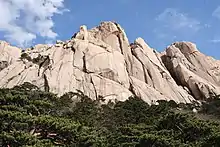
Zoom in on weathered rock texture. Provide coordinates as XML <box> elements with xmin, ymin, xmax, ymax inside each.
<box><xmin>0</xmin><ymin>21</ymin><xmax>219</xmax><ymax>104</ymax></box>
<box><xmin>0</xmin><ymin>41</ymin><xmax>21</xmax><ymax>71</ymax></box>
<box><xmin>162</xmin><ymin>42</ymin><xmax>220</xmax><ymax>100</ymax></box>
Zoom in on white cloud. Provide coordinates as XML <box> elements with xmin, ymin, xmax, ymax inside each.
<box><xmin>210</xmin><ymin>39</ymin><xmax>220</xmax><ymax>43</ymax></box>
<box><xmin>212</xmin><ymin>6</ymin><xmax>220</xmax><ymax>19</ymax></box>
<box><xmin>0</xmin><ymin>0</ymin><xmax>68</xmax><ymax>47</ymax></box>
<box><xmin>155</xmin><ymin>8</ymin><xmax>201</xmax><ymax>32</ymax></box>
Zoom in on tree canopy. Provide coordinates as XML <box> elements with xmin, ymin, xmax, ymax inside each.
<box><xmin>1</xmin><ymin>83</ymin><xmax>220</xmax><ymax>146</ymax></box>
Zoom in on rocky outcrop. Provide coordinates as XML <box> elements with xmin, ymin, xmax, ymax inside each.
<box><xmin>162</xmin><ymin>42</ymin><xmax>220</xmax><ymax>100</ymax></box>
<box><xmin>0</xmin><ymin>41</ymin><xmax>21</xmax><ymax>71</ymax></box>
<box><xmin>130</xmin><ymin>38</ymin><xmax>194</xmax><ymax>103</ymax></box>
<box><xmin>0</xmin><ymin>21</ymin><xmax>219</xmax><ymax>104</ymax></box>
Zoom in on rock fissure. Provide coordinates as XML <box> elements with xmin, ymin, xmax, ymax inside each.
<box><xmin>128</xmin><ymin>80</ymin><xmax>137</xmax><ymax>96</ymax></box>
<box><xmin>43</xmin><ymin>74</ymin><xmax>50</xmax><ymax>92</ymax></box>
<box><xmin>116</xmin><ymin>33</ymin><xmax>124</xmax><ymax>55</ymax></box>
<box><xmin>90</xmin><ymin>77</ymin><xmax>98</xmax><ymax>100</ymax></box>
<box><xmin>82</xmin><ymin>52</ymin><xmax>87</xmax><ymax>73</ymax></box>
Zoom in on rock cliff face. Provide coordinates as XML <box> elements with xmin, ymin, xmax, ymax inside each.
<box><xmin>0</xmin><ymin>21</ymin><xmax>219</xmax><ymax>104</ymax></box>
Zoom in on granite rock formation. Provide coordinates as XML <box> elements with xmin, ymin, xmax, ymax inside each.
<box><xmin>0</xmin><ymin>21</ymin><xmax>219</xmax><ymax>104</ymax></box>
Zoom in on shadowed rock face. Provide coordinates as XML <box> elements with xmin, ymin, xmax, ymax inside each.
<box><xmin>0</xmin><ymin>21</ymin><xmax>219</xmax><ymax>104</ymax></box>
<box><xmin>0</xmin><ymin>61</ymin><xmax>8</xmax><ymax>71</ymax></box>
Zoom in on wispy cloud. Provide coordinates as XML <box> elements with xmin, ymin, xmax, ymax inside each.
<box><xmin>0</xmin><ymin>0</ymin><xmax>69</xmax><ymax>47</ymax></box>
<box><xmin>155</xmin><ymin>8</ymin><xmax>201</xmax><ymax>32</ymax></box>
<box><xmin>153</xmin><ymin>29</ymin><xmax>177</xmax><ymax>40</ymax></box>
<box><xmin>212</xmin><ymin>6</ymin><xmax>220</xmax><ymax>19</ymax></box>
<box><xmin>209</xmin><ymin>39</ymin><xmax>220</xmax><ymax>43</ymax></box>
<box><xmin>210</xmin><ymin>7</ymin><xmax>220</xmax><ymax>44</ymax></box>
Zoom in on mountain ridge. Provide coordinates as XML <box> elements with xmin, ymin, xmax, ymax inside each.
<box><xmin>0</xmin><ymin>21</ymin><xmax>219</xmax><ymax>104</ymax></box>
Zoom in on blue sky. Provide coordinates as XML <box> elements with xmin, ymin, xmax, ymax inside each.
<box><xmin>0</xmin><ymin>0</ymin><xmax>220</xmax><ymax>59</ymax></box>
